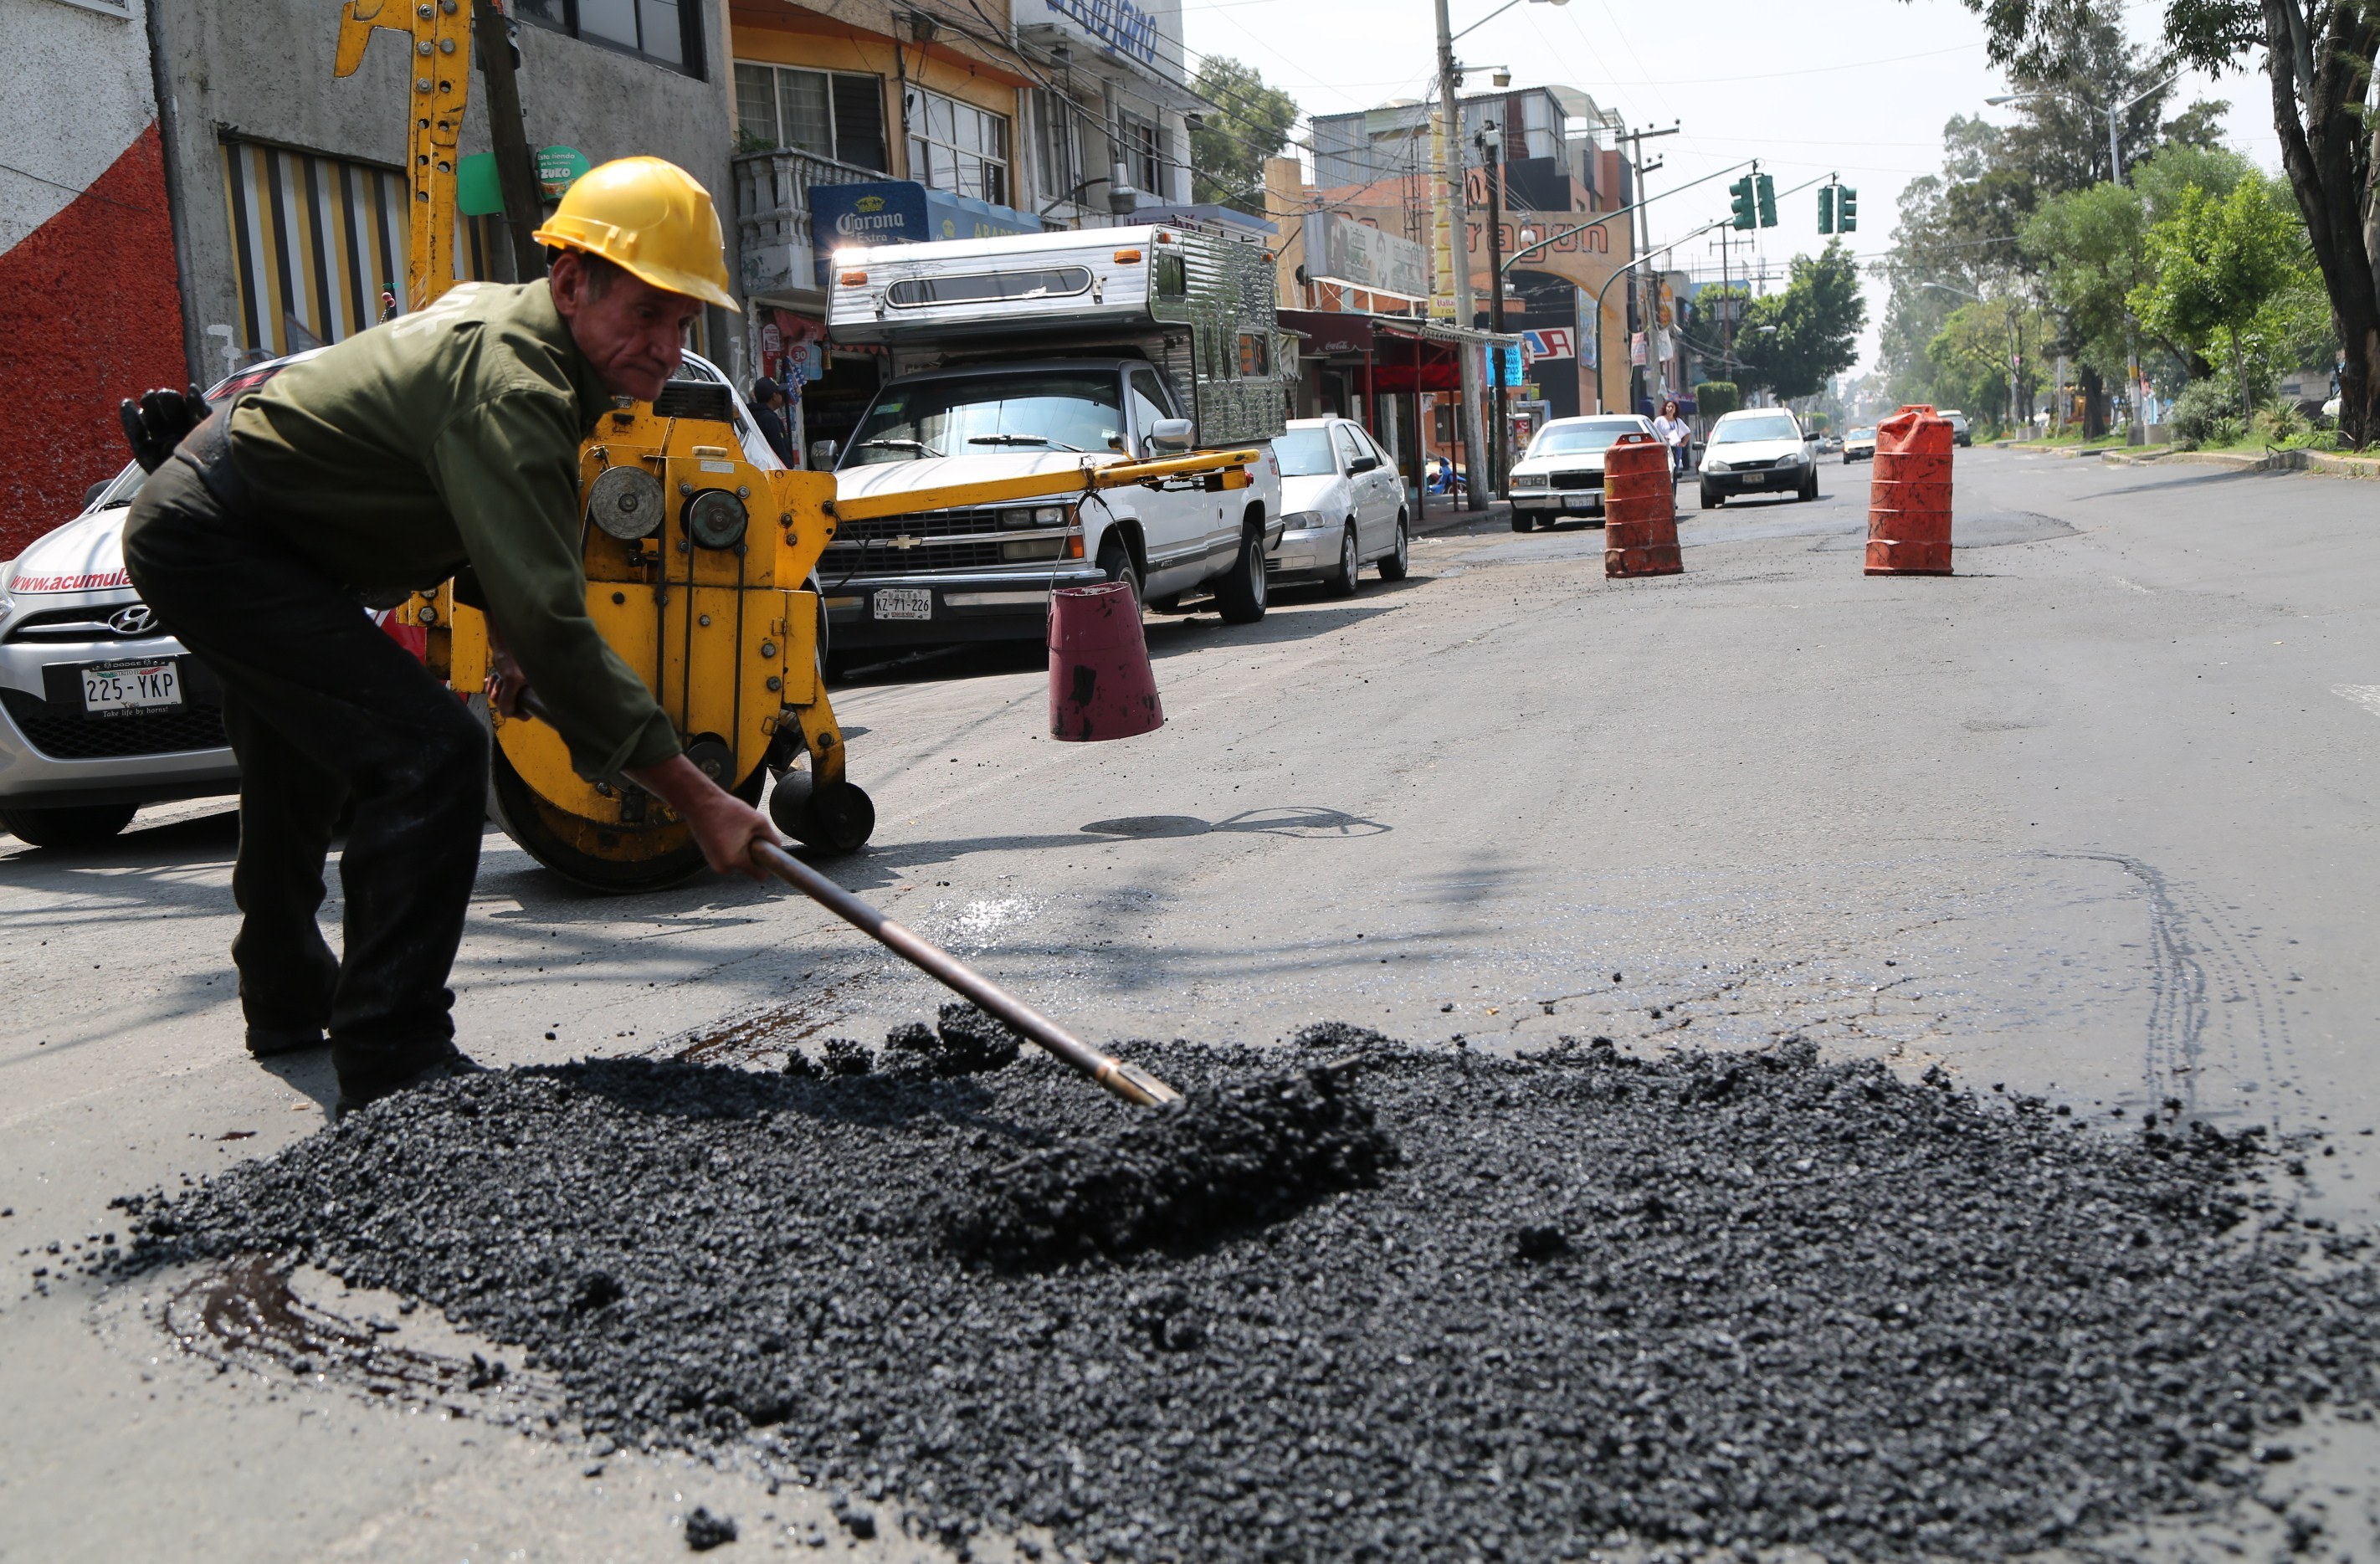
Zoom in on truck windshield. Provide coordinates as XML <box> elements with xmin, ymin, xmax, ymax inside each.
<box><xmin>1274</xmin><ymin>428</ymin><xmax>1337</xmax><ymax>477</ymax></box>
<box><xmin>843</xmin><ymin>372</ymin><xmax>1123</xmax><ymax>466</ymax></box>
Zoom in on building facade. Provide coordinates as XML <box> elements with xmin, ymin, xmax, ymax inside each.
<box><xmin>3</xmin><ymin>0</ymin><xmax>189</xmax><ymax>556</ymax></box>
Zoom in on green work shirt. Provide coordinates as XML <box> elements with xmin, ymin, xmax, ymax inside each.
<box><xmin>226</xmin><ymin>280</ymin><xmax>680</xmax><ymax>776</ymax></box>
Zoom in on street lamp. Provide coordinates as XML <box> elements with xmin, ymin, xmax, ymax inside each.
<box><xmin>1988</xmin><ymin>74</ymin><xmax>2177</xmax><ymax>442</ymax></box>
<box><xmin>1985</xmin><ymin>70</ymin><xmax>2178</xmax><ymax>187</ymax></box>
<box><xmin>1588</xmin><ymin>219</ymin><xmax>1723</xmax><ymax>413</ymax></box>
<box><xmin>1434</xmin><ymin>0</ymin><xmax>1566</xmax><ymax>505</ymax></box>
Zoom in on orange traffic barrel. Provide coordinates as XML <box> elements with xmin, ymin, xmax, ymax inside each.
<box><xmin>1866</xmin><ymin>405</ymin><xmax>1954</xmax><ymax>576</ymax></box>
<box><xmin>1048</xmin><ymin>581</ymin><xmax>1163</xmax><ymax>741</ymax></box>
<box><xmin>1603</xmin><ymin>430</ymin><xmax>1682</xmax><ymax>578</ymax></box>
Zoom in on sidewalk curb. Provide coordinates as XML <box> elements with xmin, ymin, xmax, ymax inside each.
<box><xmin>2098</xmin><ymin>448</ymin><xmax>2380</xmax><ymax>479</ymax></box>
<box><xmin>1411</xmin><ymin>500</ymin><xmax>1510</xmax><ymax>538</ymax></box>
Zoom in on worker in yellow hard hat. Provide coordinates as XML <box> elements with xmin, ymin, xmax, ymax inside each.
<box><xmin>117</xmin><ymin>156</ymin><xmax>778</xmax><ymax>1116</ymax></box>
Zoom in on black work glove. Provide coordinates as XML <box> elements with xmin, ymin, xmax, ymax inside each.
<box><xmin>118</xmin><ymin>385</ymin><xmax>208</xmax><ymax>473</ymax></box>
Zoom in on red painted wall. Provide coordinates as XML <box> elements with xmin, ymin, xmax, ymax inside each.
<box><xmin>0</xmin><ymin>124</ymin><xmax>187</xmax><ymax>560</ymax></box>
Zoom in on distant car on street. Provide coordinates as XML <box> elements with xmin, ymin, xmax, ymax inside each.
<box><xmin>1267</xmin><ymin>418</ymin><xmax>1410</xmax><ymax>595</ymax></box>
<box><xmin>0</xmin><ymin>347</ymin><xmax>776</xmax><ymax>849</ymax></box>
<box><xmin>1940</xmin><ymin>408</ymin><xmax>1973</xmax><ymax>447</ymax></box>
<box><xmin>1697</xmin><ymin>408</ymin><xmax>1817</xmax><ymax>508</ymax></box>
<box><xmin>1843</xmin><ymin>426</ymin><xmax>1877</xmax><ymax>462</ymax></box>
<box><xmin>1503</xmin><ymin>413</ymin><xmax>1657</xmax><ymax>532</ymax></box>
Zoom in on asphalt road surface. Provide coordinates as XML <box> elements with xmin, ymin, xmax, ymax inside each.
<box><xmin>5</xmin><ymin>448</ymin><xmax>2377</xmax><ymax>1559</ymax></box>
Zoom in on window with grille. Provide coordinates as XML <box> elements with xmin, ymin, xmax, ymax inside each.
<box><xmin>904</xmin><ymin>85</ymin><xmax>1009</xmax><ymax>206</ymax></box>
<box><xmin>735</xmin><ymin>63</ymin><xmax>888</xmax><ymax>170</ymax></box>
<box><xmin>514</xmin><ymin>0</ymin><xmax>700</xmax><ymax>74</ymax></box>
<box><xmin>1119</xmin><ymin>110</ymin><xmax>1164</xmax><ymax>199</ymax></box>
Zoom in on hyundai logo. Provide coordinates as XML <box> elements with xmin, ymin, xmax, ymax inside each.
<box><xmin>108</xmin><ymin>603</ymin><xmax>158</xmax><ymax>636</ymax></box>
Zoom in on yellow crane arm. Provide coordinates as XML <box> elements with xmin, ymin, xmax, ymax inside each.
<box><xmin>824</xmin><ymin>448</ymin><xmax>1265</xmax><ymax>526</ymax></box>
<box><xmin>335</xmin><ymin>0</ymin><xmax>471</xmax><ymax>310</ymax></box>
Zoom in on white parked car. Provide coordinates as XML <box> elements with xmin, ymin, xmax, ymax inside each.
<box><xmin>1266</xmin><ymin>418</ymin><xmax>1409</xmax><ymax>595</ymax></box>
<box><xmin>1697</xmin><ymin>408</ymin><xmax>1818</xmax><ymax>508</ymax></box>
<box><xmin>0</xmin><ymin>348</ymin><xmax>776</xmax><ymax>849</ymax></box>
<box><xmin>1503</xmin><ymin>413</ymin><xmax>1657</xmax><ymax>532</ymax></box>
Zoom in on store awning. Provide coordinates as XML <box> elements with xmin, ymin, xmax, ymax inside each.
<box><xmin>1279</xmin><ymin>310</ymin><xmax>1521</xmax><ymax>395</ymax></box>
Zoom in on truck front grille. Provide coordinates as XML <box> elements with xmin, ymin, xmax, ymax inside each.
<box><xmin>1547</xmin><ymin>470</ymin><xmax>1602</xmax><ymax>490</ymax></box>
<box><xmin>823</xmin><ymin>505</ymin><xmax>1054</xmax><ymax>577</ymax></box>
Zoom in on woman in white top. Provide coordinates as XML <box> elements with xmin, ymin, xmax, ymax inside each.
<box><xmin>1652</xmin><ymin>397</ymin><xmax>1690</xmax><ymax>478</ymax></box>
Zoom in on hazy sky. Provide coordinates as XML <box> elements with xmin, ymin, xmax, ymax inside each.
<box><xmin>1182</xmin><ymin>0</ymin><xmax>2282</xmax><ymax>370</ymax></box>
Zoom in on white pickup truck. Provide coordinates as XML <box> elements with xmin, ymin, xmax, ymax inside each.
<box><xmin>821</xmin><ymin>223</ymin><xmax>1286</xmax><ymax>650</ymax></box>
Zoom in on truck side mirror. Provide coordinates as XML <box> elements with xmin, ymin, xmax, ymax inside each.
<box><xmin>1146</xmin><ymin>418</ymin><xmax>1194</xmax><ymax>453</ymax></box>
<box><xmin>808</xmin><ymin>438</ymin><xmax>838</xmax><ymax>469</ymax></box>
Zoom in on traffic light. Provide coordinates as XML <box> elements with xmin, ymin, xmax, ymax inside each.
<box><xmin>1838</xmin><ymin>186</ymin><xmax>1858</xmax><ymax>232</ymax></box>
<box><xmin>1729</xmin><ymin>176</ymin><xmax>1756</xmax><ymax>231</ymax></box>
<box><xmin>1755</xmin><ymin>172</ymin><xmax>1777</xmax><ymax>228</ymax></box>
<box><xmin>1818</xmin><ymin>186</ymin><xmax>1836</xmax><ymax>234</ymax></box>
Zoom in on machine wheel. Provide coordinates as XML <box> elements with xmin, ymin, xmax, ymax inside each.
<box><xmin>1212</xmin><ymin>520</ymin><xmax>1268</xmax><ymax>624</ymax></box>
<box><xmin>1095</xmin><ymin>533</ymin><xmax>1142</xmax><ymax>603</ymax></box>
<box><xmin>1326</xmin><ymin>524</ymin><xmax>1361</xmax><ymax>597</ymax></box>
<box><xmin>1378</xmin><ymin>512</ymin><xmax>1411</xmax><ymax>581</ymax></box>
<box><xmin>767</xmin><ymin>770</ymin><xmax>875</xmax><ymax>854</ymax></box>
<box><xmin>1700</xmin><ymin>485</ymin><xmax>1723</xmax><ymax>510</ymax></box>
<box><xmin>488</xmin><ymin>740</ymin><xmax>764</xmax><ymax>894</ymax></box>
<box><xmin>1511</xmin><ymin>510</ymin><xmax>1536</xmax><ymax>533</ymax></box>
<box><xmin>0</xmin><ymin>802</ymin><xmax>137</xmax><ymax>849</ymax></box>
<box><xmin>1798</xmin><ymin>471</ymin><xmax>1819</xmax><ymax>502</ymax></box>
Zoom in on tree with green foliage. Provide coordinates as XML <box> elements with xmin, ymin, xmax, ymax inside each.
<box><xmin>1695</xmin><ymin>381</ymin><xmax>1741</xmax><ymax>418</ymax></box>
<box><xmin>1927</xmin><ymin>298</ymin><xmax>2055</xmax><ymax>431</ymax></box>
<box><xmin>1874</xmin><ymin>0</ymin><xmax>2225</xmax><ymax>412</ymax></box>
<box><xmin>1735</xmin><ymin>242</ymin><xmax>1867</xmax><ymax>401</ymax></box>
<box><xmin>1937</xmin><ymin>0</ymin><xmax>2380</xmax><ymax>445</ymax></box>
<box><xmin>1189</xmin><ymin>59</ymin><xmax>1300</xmax><ymax>217</ymax></box>
<box><xmin>2127</xmin><ymin>173</ymin><xmax>2316</xmax><ymax>423</ymax></box>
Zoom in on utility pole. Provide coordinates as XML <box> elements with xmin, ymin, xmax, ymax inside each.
<box><xmin>1480</xmin><ymin>126</ymin><xmax>1508</xmax><ymax>498</ymax></box>
<box><xmin>1613</xmin><ymin>121</ymin><xmax>1678</xmax><ymax>415</ymax></box>
<box><xmin>473</xmin><ymin>0</ymin><xmax>545</xmax><ymax>282</ymax></box>
<box><xmin>1432</xmin><ymin>0</ymin><xmax>1480</xmax><ymax>506</ymax></box>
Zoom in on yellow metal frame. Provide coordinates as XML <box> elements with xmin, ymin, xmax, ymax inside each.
<box><xmin>824</xmin><ymin>448</ymin><xmax>1264</xmax><ymax>525</ymax></box>
<box><xmin>336</xmin><ymin>0</ymin><xmax>469</xmax><ymax>310</ymax></box>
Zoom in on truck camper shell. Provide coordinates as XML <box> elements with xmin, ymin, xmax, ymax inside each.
<box><xmin>826</xmin><ymin>223</ymin><xmax>1286</xmax><ymax>450</ymax></box>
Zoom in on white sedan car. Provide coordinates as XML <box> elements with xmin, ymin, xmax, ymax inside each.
<box><xmin>1698</xmin><ymin>408</ymin><xmax>1818</xmax><ymax>508</ymax></box>
<box><xmin>1503</xmin><ymin>413</ymin><xmax>1659</xmax><ymax>532</ymax></box>
<box><xmin>1266</xmin><ymin>418</ymin><xmax>1410</xmax><ymax>596</ymax></box>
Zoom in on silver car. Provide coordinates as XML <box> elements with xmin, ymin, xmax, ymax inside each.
<box><xmin>0</xmin><ymin>350</ymin><xmax>776</xmax><ymax>849</ymax></box>
<box><xmin>1266</xmin><ymin>418</ymin><xmax>1410</xmax><ymax>595</ymax></box>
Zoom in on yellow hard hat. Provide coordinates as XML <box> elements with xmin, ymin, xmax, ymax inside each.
<box><xmin>532</xmin><ymin>156</ymin><xmax>739</xmax><ymax>312</ymax></box>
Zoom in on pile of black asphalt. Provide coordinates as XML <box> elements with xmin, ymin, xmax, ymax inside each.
<box><xmin>115</xmin><ymin>1013</ymin><xmax>2378</xmax><ymax>1563</ymax></box>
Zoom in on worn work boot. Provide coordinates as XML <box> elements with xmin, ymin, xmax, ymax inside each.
<box><xmin>245</xmin><ymin>1023</ymin><xmax>327</xmax><ymax>1059</ymax></box>
<box><xmin>332</xmin><ymin>1046</ymin><xmax>482</xmax><ymax>1119</ymax></box>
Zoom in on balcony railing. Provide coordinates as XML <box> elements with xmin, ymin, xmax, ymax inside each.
<box><xmin>731</xmin><ymin>147</ymin><xmax>885</xmax><ymax>300</ymax></box>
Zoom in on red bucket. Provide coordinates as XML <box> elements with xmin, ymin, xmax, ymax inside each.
<box><xmin>1048</xmin><ymin>582</ymin><xmax>1162</xmax><ymax>741</ymax></box>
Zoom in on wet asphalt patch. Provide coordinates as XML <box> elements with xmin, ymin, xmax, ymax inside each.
<box><xmin>114</xmin><ymin>1032</ymin><xmax>2377</xmax><ymax>1562</ymax></box>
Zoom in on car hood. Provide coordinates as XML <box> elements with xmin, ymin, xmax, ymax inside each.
<box><xmin>1708</xmin><ymin>438</ymin><xmax>1804</xmax><ymax>463</ymax></box>
<box><xmin>833</xmin><ymin>449</ymin><xmax>1101</xmax><ymax>506</ymax></box>
<box><xmin>1279</xmin><ymin>473</ymin><xmax>1349</xmax><ymax>515</ymax></box>
<box><xmin>1511</xmin><ymin>449</ymin><xmax>1613</xmax><ymax>474</ymax></box>
<box><xmin>7</xmin><ymin>504</ymin><xmax>134</xmax><ymax>598</ymax></box>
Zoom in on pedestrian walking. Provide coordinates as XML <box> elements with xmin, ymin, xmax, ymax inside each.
<box><xmin>116</xmin><ymin>156</ymin><xmax>777</xmax><ymax>1115</ymax></box>
<box><xmin>379</xmin><ymin>286</ymin><xmax>398</xmax><ymax>323</ymax></box>
<box><xmin>750</xmin><ymin>377</ymin><xmax>796</xmax><ymax>465</ymax></box>
<box><xmin>1653</xmin><ymin>397</ymin><xmax>1690</xmax><ymax>479</ymax></box>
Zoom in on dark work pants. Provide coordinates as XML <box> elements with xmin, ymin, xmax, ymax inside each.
<box><xmin>123</xmin><ymin>435</ymin><xmax>485</xmax><ymax>1095</ymax></box>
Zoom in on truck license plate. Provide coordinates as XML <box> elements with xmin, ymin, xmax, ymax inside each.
<box><xmin>874</xmin><ymin>588</ymin><xmax>933</xmax><ymax>621</ymax></box>
<box><xmin>82</xmin><ymin>659</ymin><xmax>182</xmax><ymax>717</ymax></box>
